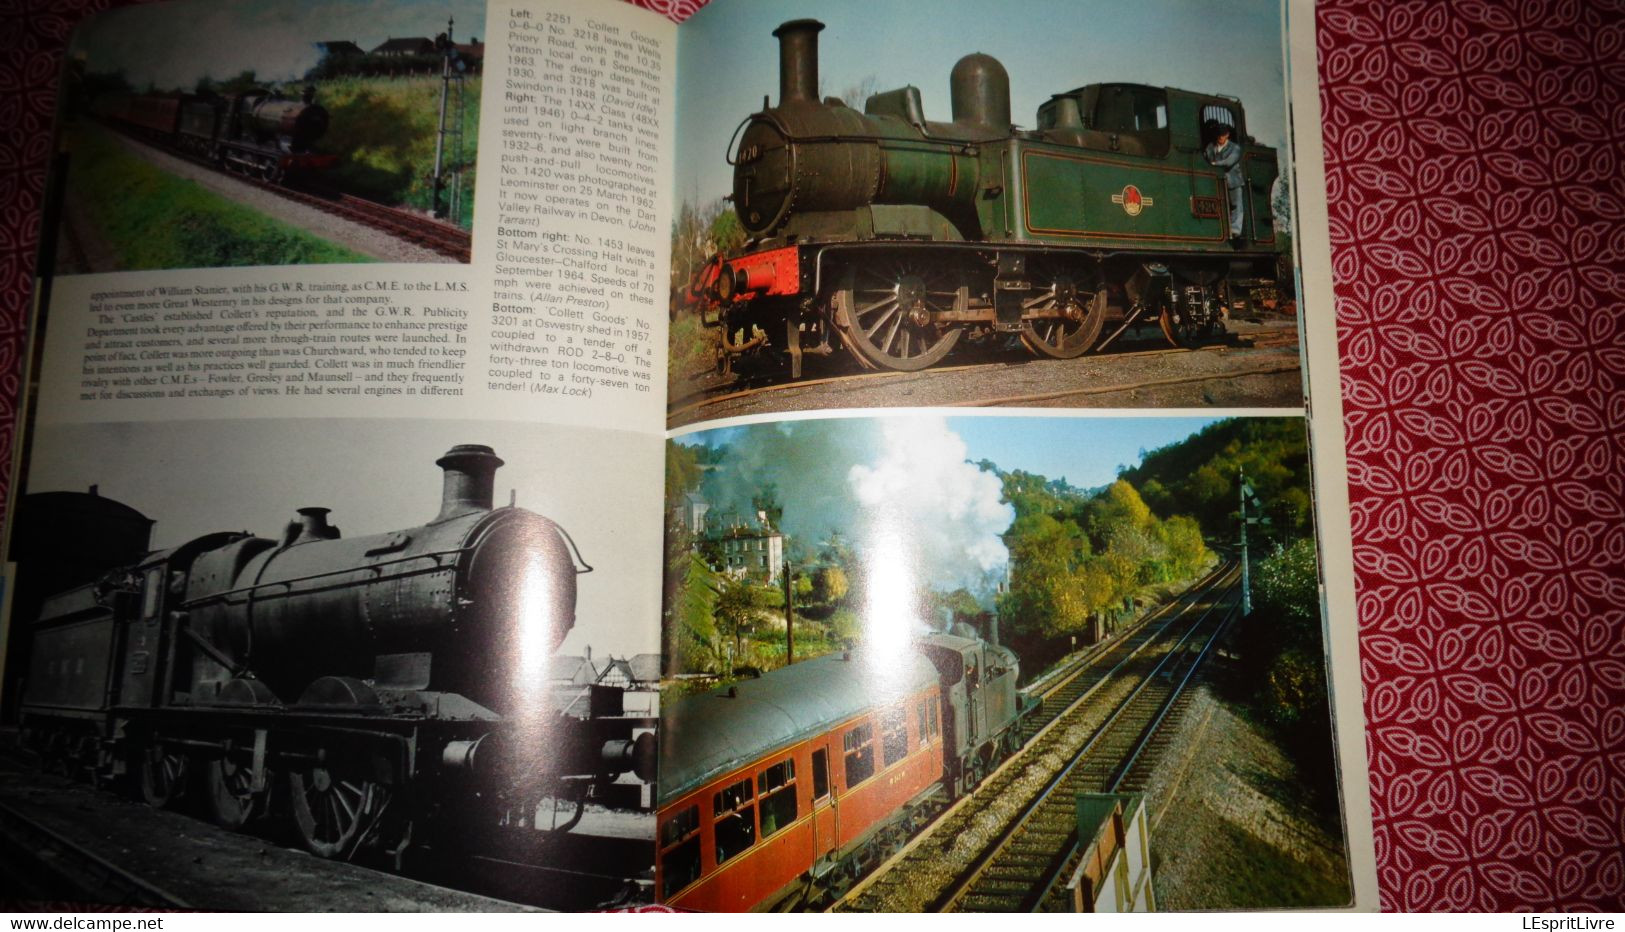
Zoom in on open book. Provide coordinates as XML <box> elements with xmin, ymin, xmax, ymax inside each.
<box><xmin>0</xmin><ymin>0</ymin><xmax>1376</xmax><ymax>913</ymax></box>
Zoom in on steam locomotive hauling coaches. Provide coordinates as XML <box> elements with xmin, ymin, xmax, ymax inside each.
<box><xmin>17</xmin><ymin>445</ymin><xmax>654</xmax><ymax>865</ymax></box>
<box><xmin>657</xmin><ymin>630</ymin><xmax>1033</xmax><ymax>910</ymax></box>
<box><xmin>689</xmin><ymin>20</ymin><xmax>1285</xmax><ymax>376</ymax></box>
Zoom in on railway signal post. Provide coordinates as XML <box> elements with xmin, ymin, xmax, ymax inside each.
<box><xmin>1238</xmin><ymin>469</ymin><xmax>1269</xmax><ymax>615</ymax></box>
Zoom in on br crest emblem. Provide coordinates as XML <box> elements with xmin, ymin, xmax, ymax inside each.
<box><xmin>1111</xmin><ymin>185</ymin><xmax>1153</xmax><ymax>217</ymax></box>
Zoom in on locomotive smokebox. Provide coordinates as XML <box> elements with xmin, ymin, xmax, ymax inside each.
<box><xmin>435</xmin><ymin>443</ymin><xmax>504</xmax><ymax>520</ymax></box>
<box><xmin>950</xmin><ymin>53</ymin><xmax>1011</xmax><ymax>129</ymax></box>
<box><xmin>773</xmin><ymin>19</ymin><xmax>825</xmax><ymax>106</ymax></box>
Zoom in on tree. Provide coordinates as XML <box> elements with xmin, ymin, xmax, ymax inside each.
<box><xmin>716</xmin><ymin>576</ymin><xmax>775</xmax><ymax>663</ymax></box>
<box><xmin>709</xmin><ymin>208</ymin><xmax>745</xmax><ymax>258</ymax></box>
<box><xmin>999</xmin><ymin>513</ymin><xmax>1090</xmax><ymax>638</ymax></box>
<box><xmin>812</xmin><ymin>565</ymin><xmax>849</xmax><ymax>604</ymax></box>
<box><xmin>665</xmin><ymin>439</ymin><xmax>704</xmax><ymax>501</ymax></box>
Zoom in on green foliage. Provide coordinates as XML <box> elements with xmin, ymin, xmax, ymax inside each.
<box><xmin>716</xmin><ymin>575</ymin><xmax>778</xmax><ymax>662</ymax></box>
<box><xmin>667</xmin><ymin>307</ymin><xmax>720</xmax><ymax>395</ymax></box>
<box><xmin>67</xmin><ymin>127</ymin><xmax>369</xmax><ymax>270</ymax></box>
<box><xmin>1254</xmin><ymin>537</ymin><xmax>1321</xmax><ymax>625</ymax></box>
<box><xmin>709</xmin><ymin>209</ymin><xmax>745</xmax><ymax>257</ymax></box>
<box><xmin>930</xmin><ymin>588</ymin><xmax>983</xmax><ymax>627</ymax></box>
<box><xmin>670</xmin><ymin>196</ymin><xmax>735</xmax><ymax>290</ymax></box>
<box><xmin>829</xmin><ymin>607</ymin><xmax>861</xmax><ymax>642</ymax></box>
<box><xmin>812</xmin><ymin>565</ymin><xmax>849</xmax><ymax>603</ymax></box>
<box><xmin>310</xmin><ymin>73</ymin><xmax>481</xmax><ymax>228</ymax></box>
<box><xmin>1235</xmin><ymin>538</ymin><xmax>1332</xmax><ymax>754</ymax></box>
<box><xmin>1120</xmin><ymin>418</ymin><xmax>1312</xmax><ymax>543</ymax></box>
<box><xmin>665</xmin><ymin>439</ymin><xmax>704</xmax><ymax>502</ymax></box>
<box><xmin>993</xmin><ymin>458</ymin><xmax>1213</xmax><ymax>658</ymax></box>
<box><xmin>667</xmin><ymin>552</ymin><xmax>722</xmax><ymax>673</ymax></box>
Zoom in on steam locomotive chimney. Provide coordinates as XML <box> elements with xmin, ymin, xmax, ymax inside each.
<box><xmin>773</xmin><ymin>19</ymin><xmax>824</xmax><ymax>106</ymax></box>
<box><xmin>293</xmin><ymin>506</ymin><xmax>339</xmax><ymax>543</ymax></box>
<box><xmin>435</xmin><ymin>444</ymin><xmax>505</xmax><ymax>521</ymax></box>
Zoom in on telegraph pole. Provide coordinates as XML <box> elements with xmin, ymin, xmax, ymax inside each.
<box><xmin>783</xmin><ymin>559</ymin><xmax>797</xmax><ymax>666</ymax></box>
<box><xmin>431</xmin><ymin>16</ymin><xmax>454</xmax><ymax>219</ymax></box>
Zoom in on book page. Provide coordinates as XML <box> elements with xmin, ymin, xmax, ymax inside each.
<box><xmin>32</xmin><ymin>0</ymin><xmax>673</xmax><ymax>435</ymax></box>
<box><xmin>656</xmin><ymin>0</ymin><xmax>1376</xmax><ymax>912</ymax></box>
<box><xmin>1</xmin><ymin>0</ymin><xmax>673</xmax><ymax>911</ymax></box>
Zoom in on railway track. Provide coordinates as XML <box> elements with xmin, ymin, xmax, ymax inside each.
<box><xmin>0</xmin><ymin>798</ymin><xmax>191</xmax><ymax>907</ymax></box>
<box><xmin>941</xmin><ymin>587</ymin><xmax>1235</xmax><ymax>912</ymax></box>
<box><xmin>98</xmin><ymin>120</ymin><xmax>472</xmax><ymax>262</ymax></box>
<box><xmin>668</xmin><ymin>327</ymin><xmax>1299</xmax><ymax>420</ymax></box>
<box><xmin>284</xmin><ymin>186</ymin><xmax>472</xmax><ymax>262</ymax></box>
<box><xmin>831</xmin><ymin>564</ymin><xmax>1240</xmax><ymax>912</ymax></box>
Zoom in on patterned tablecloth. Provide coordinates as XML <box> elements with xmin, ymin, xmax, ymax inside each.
<box><xmin>0</xmin><ymin>0</ymin><xmax>1620</xmax><ymax>912</ymax></box>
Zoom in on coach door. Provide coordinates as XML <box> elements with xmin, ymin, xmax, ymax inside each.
<box><xmin>809</xmin><ymin>741</ymin><xmax>839</xmax><ymax>869</ymax></box>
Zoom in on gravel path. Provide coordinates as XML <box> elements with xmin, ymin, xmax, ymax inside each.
<box><xmin>1141</xmin><ymin>682</ymin><xmax>1354</xmax><ymax>910</ymax></box>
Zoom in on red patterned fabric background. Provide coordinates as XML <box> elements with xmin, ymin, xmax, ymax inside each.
<box><xmin>0</xmin><ymin>0</ymin><xmax>1619</xmax><ymax>912</ymax></box>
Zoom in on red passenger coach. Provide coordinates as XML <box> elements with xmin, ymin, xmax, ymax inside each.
<box><xmin>658</xmin><ymin>650</ymin><xmax>947</xmax><ymax>911</ymax></box>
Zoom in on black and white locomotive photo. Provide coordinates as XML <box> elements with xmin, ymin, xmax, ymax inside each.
<box><xmin>1</xmin><ymin>428</ymin><xmax>661</xmax><ymax>909</ymax></box>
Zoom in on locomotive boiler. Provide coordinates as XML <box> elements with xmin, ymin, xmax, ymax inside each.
<box><xmin>18</xmin><ymin>445</ymin><xmax>654</xmax><ymax>864</ymax></box>
<box><xmin>691</xmin><ymin>20</ymin><xmax>1285</xmax><ymax>376</ymax></box>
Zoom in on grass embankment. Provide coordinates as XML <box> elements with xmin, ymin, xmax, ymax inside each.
<box><xmin>68</xmin><ymin>126</ymin><xmax>368</xmax><ymax>270</ymax></box>
<box><xmin>667</xmin><ymin>308</ymin><xmax>720</xmax><ymax>398</ymax></box>
<box><xmin>311</xmin><ymin>74</ymin><xmax>481</xmax><ymax>229</ymax></box>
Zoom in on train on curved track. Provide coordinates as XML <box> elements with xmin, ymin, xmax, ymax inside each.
<box><xmin>686</xmin><ymin>19</ymin><xmax>1286</xmax><ymax>377</ymax></box>
<box><xmin>95</xmin><ymin>86</ymin><xmax>338</xmax><ymax>182</ymax></box>
<box><xmin>15</xmin><ymin>444</ymin><xmax>655</xmax><ymax>867</ymax></box>
<box><xmin>657</xmin><ymin>628</ymin><xmax>1034</xmax><ymax>910</ymax></box>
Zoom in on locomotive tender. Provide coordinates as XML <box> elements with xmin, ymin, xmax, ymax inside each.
<box><xmin>657</xmin><ymin>630</ymin><xmax>1032</xmax><ymax>910</ymax></box>
<box><xmin>18</xmin><ymin>444</ymin><xmax>654</xmax><ymax>864</ymax></box>
<box><xmin>691</xmin><ymin>20</ymin><xmax>1284</xmax><ymax>376</ymax></box>
<box><xmin>99</xmin><ymin>87</ymin><xmax>337</xmax><ymax>181</ymax></box>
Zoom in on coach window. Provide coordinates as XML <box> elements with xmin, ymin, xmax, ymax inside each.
<box><xmin>713</xmin><ymin>777</ymin><xmax>756</xmax><ymax>863</ymax></box>
<box><xmin>659</xmin><ymin>804</ymin><xmax>701</xmax><ymax>899</ymax></box>
<box><xmin>843</xmin><ymin>722</ymin><xmax>876</xmax><ymax>788</ymax></box>
<box><xmin>811</xmin><ymin>749</ymin><xmax>830</xmax><ymax>801</ymax></box>
<box><xmin>757</xmin><ymin>758</ymin><xmax>797</xmax><ymax>838</ymax></box>
<box><xmin>881</xmin><ymin>707</ymin><xmax>909</xmax><ymax>766</ymax></box>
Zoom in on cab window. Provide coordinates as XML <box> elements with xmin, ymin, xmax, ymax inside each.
<box><xmin>141</xmin><ymin>566</ymin><xmax>164</xmax><ymax>620</ymax></box>
<box><xmin>1095</xmin><ymin>85</ymin><xmax>1167</xmax><ymax>134</ymax></box>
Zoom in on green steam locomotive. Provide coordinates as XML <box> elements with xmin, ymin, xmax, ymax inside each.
<box><xmin>689</xmin><ymin>19</ymin><xmax>1286</xmax><ymax>376</ymax></box>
